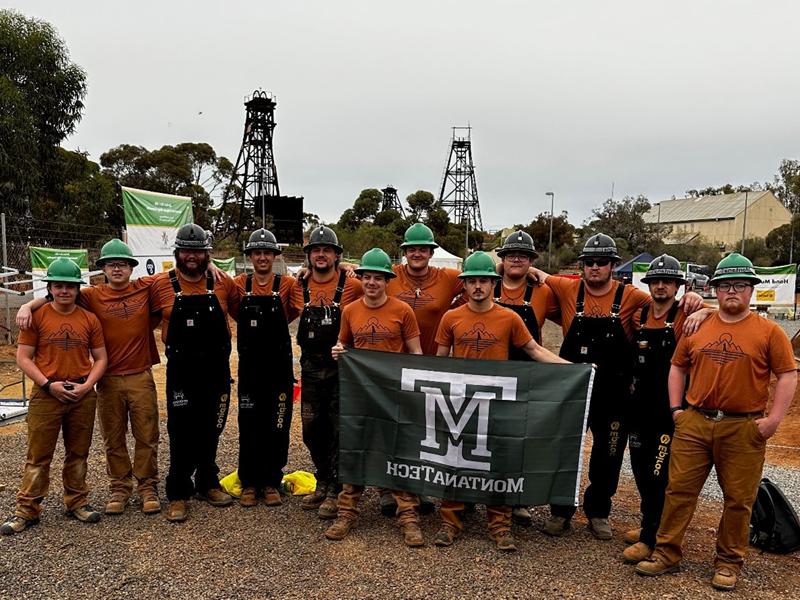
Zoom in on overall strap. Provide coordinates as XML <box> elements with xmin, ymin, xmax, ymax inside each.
<box><xmin>272</xmin><ymin>273</ymin><xmax>282</xmax><ymax>295</ymax></box>
<box><xmin>576</xmin><ymin>281</ymin><xmax>585</xmax><ymax>315</ymax></box>
<box><xmin>245</xmin><ymin>273</ymin><xmax>253</xmax><ymax>295</ymax></box>
<box><xmin>168</xmin><ymin>270</ymin><xmax>182</xmax><ymax>296</ymax></box>
<box><xmin>332</xmin><ymin>271</ymin><xmax>347</xmax><ymax>305</ymax></box>
<box><xmin>611</xmin><ymin>283</ymin><xmax>626</xmax><ymax>317</ymax></box>
<box><xmin>665</xmin><ymin>300</ymin><xmax>681</xmax><ymax>327</ymax></box>
<box><xmin>523</xmin><ymin>280</ymin><xmax>534</xmax><ymax>306</ymax></box>
<box><xmin>639</xmin><ymin>305</ymin><xmax>649</xmax><ymax>329</ymax></box>
<box><xmin>493</xmin><ymin>280</ymin><xmax>502</xmax><ymax>302</ymax></box>
<box><xmin>301</xmin><ymin>274</ymin><xmax>310</xmax><ymax>305</ymax></box>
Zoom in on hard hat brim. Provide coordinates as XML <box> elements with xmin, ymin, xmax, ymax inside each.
<box><xmin>96</xmin><ymin>255</ymin><xmax>139</xmax><ymax>267</ymax></box>
<box><xmin>354</xmin><ymin>266</ymin><xmax>396</xmax><ymax>278</ymax></box>
<box><xmin>303</xmin><ymin>242</ymin><xmax>344</xmax><ymax>254</ymax></box>
<box><xmin>42</xmin><ymin>276</ymin><xmax>85</xmax><ymax>284</ymax></box>
<box><xmin>400</xmin><ymin>241</ymin><xmax>438</xmax><ymax>249</ymax></box>
<box><xmin>458</xmin><ymin>270</ymin><xmax>501</xmax><ymax>279</ymax></box>
<box><xmin>497</xmin><ymin>247</ymin><xmax>538</xmax><ymax>259</ymax></box>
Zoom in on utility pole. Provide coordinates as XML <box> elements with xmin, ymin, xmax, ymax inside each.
<box><xmin>546</xmin><ymin>192</ymin><xmax>555</xmax><ymax>269</ymax></box>
<box><xmin>741</xmin><ymin>190</ymin><xmax>749</xmax><ymax>254</ymax></box>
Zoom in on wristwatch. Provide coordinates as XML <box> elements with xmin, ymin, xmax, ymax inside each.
<box><xmin>670</xmin><ymin>406</ymin><xmax>683</xmax><ymax>414</ymax></box>
<box><xmin>41</xmin><ymin>380</ymin><xmax>52</xmax><ymax>394</ymax></box>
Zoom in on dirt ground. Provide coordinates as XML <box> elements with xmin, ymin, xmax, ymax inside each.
<box><xmin>1</xmin><ymin>322</ymin><xmax>800</xmax><ymax>598</ymax></box>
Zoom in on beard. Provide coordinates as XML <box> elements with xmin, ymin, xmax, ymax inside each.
<box><xmin>584</xmin><ymin>272</ymin><xmax>611</xmax><ymax>288</ymax></box>
<box><xmin>176</xmin><ymin>253</ymin><xmax>210</xmax><ymax>277</ymax></box>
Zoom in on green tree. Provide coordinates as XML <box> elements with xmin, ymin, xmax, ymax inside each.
<box><xmin>406</xmin><ymin>190</ymin><xmax>436</xmax><ymax>221</ymax></box>
<box><xmin>0</xmin><ymin>9</ymin><xmax>87</xmax><ymax>208</ymax></box>
<box><xmin>766</xmin><ymin>217</ymin><xmax>800</xmax><ymax>264</ymax></box>
<box><xmin>772</xmin><ymin>159</ymin><xmax>800</xmax><ymax>213</ymax></box>
<box><xmin>584</xmin><ymin>195</ymin><xmax>668</xmax><ymax>258</ymax></box>
<box><xmin>352</xmin><ymin>189</ymin><xmax>382</xmax><ymax>222</ymax></box>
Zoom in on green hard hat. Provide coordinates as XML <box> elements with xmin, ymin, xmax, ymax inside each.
<box><xmin>709</xmin><ymin>252</ymin><xmax>761</xmax><ymax>286</ymax></box>
<box><xmin>42</xmin><ymin>257</ymin><xmax>85</xmax><ymax>284</ymax></box>
<box><xmin>459</xmin><ymin>251</ymin><xmax>500</xmax><ymax>279</ymax></box>
<box><xmin>97</xmin><ymin>238</ymin><xmax>138</xmax><ymax>267</ymax></box>
<box><xmin>354</xmin><ymin>248</ymin><xmax>396</xmax><ymax>278</ymax></box>
<box><xmin>641</xmin><ymin>254</ymin><xmax>685</xmax><ymax>284</ymax></box>
<box><xmin>400</xmin><ymin>223</ymin><xmax>438</xmax><ymax>249</ymax></box>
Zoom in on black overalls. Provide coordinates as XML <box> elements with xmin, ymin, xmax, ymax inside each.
<box><xmin>552</xmin><ymin>281</ymin><xmax>631</xmax><ymax>520</ymax></box>
<box><xmin>628</xmin><ymin>302</ymin><xmax>680</xmax><ymax>547</ymax></box>
<box><xmin>296</xmin><ymin>271</ymin><xmax>347</xmax><ymax>495</ymax></box>
<box><xmin>237</xmin><ymin>273</ymin><xmax>294</xmax><ymax>491</ymax></box>
<box><xmin>494</xmin><ymin>280</ymin><xmax>541</xmax><ymax>357</ymax></box>
<box><xmin>164</xmin><ymin>270</ymin><xmax>232</xmax><ymax>501</ymax></box>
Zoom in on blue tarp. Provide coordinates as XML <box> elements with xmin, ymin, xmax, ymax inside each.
<box><xmin>614</xmin><ymin>252</ymin><xmax>654</xmax><ymax>275</ymax></box>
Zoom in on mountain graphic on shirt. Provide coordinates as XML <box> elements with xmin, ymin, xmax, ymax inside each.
<box><xmin>457</xmin><ymin>322</ymin><xmax>499</xmax><ymax>353</ymax></box>
<box><xmin>313</xmin><ymin>290</ymin><xmax>333</xmax><ymax>306</ymax></box>
<box><xmin>353</xmin><ymin>317</ymin><xmax>396</xmax><ymax>346</ymax></box>
<box><xmin>45</xmin><ymin>324</ymin><xmax>86</xmax><ymax>351</ymax></box>
<box><xmin>700</xmin><ymin>333</ymin><xmax>748</xmax><ymax>365</ymax></box>
<box><xmin>105</xmin><ymin>294</ymin><xmax>147</xmax><ymax>320</ymax></box>
<box><xmin>396</xmin><ymin>289</ymin><xmax>435</xmax><ymax>309</ymax></box>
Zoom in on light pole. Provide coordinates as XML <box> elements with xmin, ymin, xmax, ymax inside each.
<box><xmin>741</xmin><ymin>190</ymin><xmax>749</xmax><ymax>254</ymax></box>
<box><xmin>546</xmin><ymin>192</ymin><xmax>555</xmax><ymax>269</ymax></box>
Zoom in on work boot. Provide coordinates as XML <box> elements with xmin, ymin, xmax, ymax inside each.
<box><xmin>419</xmin><ymin>495</ymin><xmax>436</xmax><ymax>515</ymax></box>
<box><xmin>543</xmin><ymin>515</ymin><xmax>570</xmax><ymax>537</ymax></box>
<box><xmin>301</xmin><ymin>483</ymin><xmax>327</xmax><ymax>511</ymax></box>
<box><xmin>379</xmin><ymin>490</ymin><xmax>398</xmax><ymax>517</ymax></box>
<box><xmin>623</xmin><ymin>542</ymin><xmax>653</xmax><ymax>564</ymax></box>
<box><xmin>324</xmin><ymin>517</ymin><xmax>355</xmax><ymax>541</ymax></box>
<box><xmin>196</xmin><ymin>488</ymin><xmax>233</xmax><ymax>507</ymax></box>
<box><xmin>166</xmin><ymin>500</ymin><xmax>188</xmax><ymax>522</ymax></box>
<box><xmin>711</xmin><ymin>566</ymin><xmax>738</xmax><ymax>591</ymax></box>
<box><xmin>512</xmin><ymin>506</ymin><xmax>532</xmax><ymax>526</ymax></box>
<box><xmin>104</xmin><ymin>494</ymin><xmax>129</xmax><ymax>515</ymax></box>
<box><xmin>400</xmin><ymin>522</ymin><xmax>424</xmax><ymax>547</ymax></box>
<box><xmin>588</xmin><ymin>517</ymin><xmax>613</xmax><ymax>540</ymax></box>
<box><xmin>434</xmin><ymin>525</ymin><xmax>459</xmax><ymax>547</ymax></box>
<box><xmin>635</xmin><ymin>556</ymin><xmax>680</xmax><ymax>577</ymax></box>
<box><xmin>318</xmin><ymin>496</ymin><xmax>338</xmax><ymax>520</ymax></box>
<box><xmin>623</xmin><ymin>527</ymin><xmax>641</xmax><ymax>545</ymax></box>
<box><xmin>68</xmin><ymin>505</ymin><xmax>102</xmax><ymax>523</ymax></box>
<box><xmin>1</xmin><ymin>515</ymin><xmax>39</xmax><ymax>536</ymax></box>
<box><xmin>239</xmin><ymin>487</ymin><xmax>258</xmax><ymax>507</ymax></box>
<box><xmin>262</xmin><ymin>487</ymin><xmax>282</xmax><ymax>507</ymax></box>
<box><xmin>491</xmin><ymin>531</ymin><xmax>517</xmax><ymax>552</ymax></box>
<box><xmin>141</xmin><ymin>492</ymin><xmax>161</xmax><ymax>515</ymax></box>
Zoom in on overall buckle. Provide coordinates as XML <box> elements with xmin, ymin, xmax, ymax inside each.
<box><xmin>707</xmin><ymin>410</ymin><xmax>724</xmax><ymax>422</ymax></box>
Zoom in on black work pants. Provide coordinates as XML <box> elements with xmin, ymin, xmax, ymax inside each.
<box><xmin>629</xmin><ymin>418</ymin><xmax>674</xmax><ymax>547</ymax></box>
<box><xmin>551</xmin><ymin>390</ymin><xmax>627</xmax><ymax>520</ymax></box>
<box><xmin>237</xmin><ymin>359</ymin><xmax>293</xmax><ymax>490</ymax></box>
<box><xmin>300</xmin><ymin>355</ymin><xmax>339</xmax><ymax>492</ymax></box>
<box><xmin>165</xmin><ymin>358</ymin><xmax>231</xmax><ymax>501</ymax></box>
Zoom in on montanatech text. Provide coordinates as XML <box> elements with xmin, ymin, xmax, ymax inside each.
<box><xmin>386</xmin><ymin>461</ymin><xmax>524</xmax><ymax>493</ymax></box>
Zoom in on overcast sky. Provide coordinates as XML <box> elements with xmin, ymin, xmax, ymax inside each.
<box><xmin>16</xmin><ymin>0</ymin><xmax>800</xmax><ymax>230</ymax></box>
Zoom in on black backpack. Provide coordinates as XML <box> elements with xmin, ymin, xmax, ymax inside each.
<box><xmin>749</xmin><ymin>477</ymin><xmax>800</xmax><ymax>553</ymax></box>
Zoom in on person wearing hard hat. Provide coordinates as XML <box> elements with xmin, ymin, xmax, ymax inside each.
<box><xmin>148</xmin><ymin>223</ymin><xmax>240</xmax><ymax>522</ymax></box>
<box><xmin>1</xmin><ymin>258</ymin><xmax>108</xmax><ymax>535</ymax></box>
<box><xmin>289</xmin><ymin>226</ymin><xmax>362</xmax><ymax>520</ymax></box>
<box><xmin>324</xmin><ymin>248</ymin><xmax>425</xmax><ymax>546</ymax></box>
<box><xmin>622</xmin><ymin>254</ymin><xmax>710</xmax><ymax>563</ymax></box>
<box><xmin>232</xmin><ymin>228</ymin><xmax>299</xmax><ymax>508</ymax></box>
<box><xmin>636</xmin><ymin>253</ymin><xmax>796</xmax><ymax>592</ymax></box>
<box><xmin>494</xmin><ymin>229</ymin><xmax>561</xmax><ymax>525</ymax></box>
<box><xmin>432</xmin><ymin>251</ymin><xmax>569</xmax><ymax>552</ymax></box>
<box><xmin>530</xmin><ymin>233</ymin><xmax>704</xmax><ymax>541</ymax></box>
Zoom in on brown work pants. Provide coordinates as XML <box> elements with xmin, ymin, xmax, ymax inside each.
<box><xmin>14</xmin><ymin>385</ymin><xmax>97</xmax><ymax>520</ymax></box>
<box><xmin>440</xmin><ymin>500</ymin><xmax>512</xmax><ymax>536</ymax></box>
<box><xmin>96</xmin><ymin>370</ymin><xmax>159</xmax><ymax>498</ymax></box>
<box><xmin>337</xmin><ymin>484</ymin><xmax>420</xmax><ymax>525</ymax></box>
<box><xmin>651</xmin><ymin>409</ymin><xmax>766</xmax><ymax>572</ymax></box>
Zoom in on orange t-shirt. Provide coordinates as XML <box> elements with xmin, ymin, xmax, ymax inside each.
<box><xmin>339</xmin><ymin>296</ymin><xmax>421</xmax><ymax>353</ymax></box>
<box><xmin>79</xmin><ymin>280</ymin><xmax>158</xmax><ymax>376</ymax></box>
<box><xmin>632</xmin><ymin>301</ymin><xmax>689</xmax><ymax>345</ymax></box>
<box><xmin>435</xmin><ymin>303</ymin><xmax>533</xmax><ymax>360</ymax></box>
<box><xmin>18</xmin><ymin>304</ymin><xmax>105</xmax><ymax>381</ymax></box>
<box><xmin>149</xmin><ymin>271</ymin><xmax>239</xmax><ymax>342</ymax></box>
<box><xmin>546</xmin><ymin>276</ymin><xmax>651</xmax><ymax>340</ymax></box>
<box><xmin>494</xmin><ymin>280</ymin><xmax>561</xmax><ymax>333</ymax></box>
<box><xmin>671</xmin><ymin>312</ymin><xmax>796</xmax><ymax>412</ymax></box>
<box><xmin>233</xmin><ymin>272</ymin><xmax>299</xmax><ymax>322</ymax></box>
<box><xmin>289</xmin><ymin>273</ymin><xmax>363</xmax><ymax>312</ymax></box>
<box><xmin>388</xmin><ymin>264</ymin><xmax>464</xmax><ymax>355</ymax></box>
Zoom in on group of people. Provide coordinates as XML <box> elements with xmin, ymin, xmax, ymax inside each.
<box><xmin>1</xmin><ymin>220</ymin><xmax>795</xmax><ymax>592</ymax></box>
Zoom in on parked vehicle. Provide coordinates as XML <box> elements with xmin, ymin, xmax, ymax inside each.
<box><xmin>685</xmin><ymin>263</ymin><xmax>710</xmax><ymax>291</ymax></box>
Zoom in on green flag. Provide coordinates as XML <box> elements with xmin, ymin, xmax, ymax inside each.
<box><xmin>339</xmin><ymin>349</ymin><xmax>594</xmax><ymax>506</ymax></box>
<box><xmin>211</xmin><ymin>257</ymin><xmax>236</xmax><ymax>276</ymax></box>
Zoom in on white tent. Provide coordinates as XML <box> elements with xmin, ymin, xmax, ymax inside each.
<box><xmin>401</xmin><ymin>247</ymin><xmax>462</xmax><ymax>270</ymax></box>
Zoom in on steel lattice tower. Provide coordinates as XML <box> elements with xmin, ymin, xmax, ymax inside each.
<box><xmin>380</xmin><ymin>185</ymin><xmax>405</xmax><ymax>216</ymax></box>
<box><xmin>438</xmin><ymin>126</ymin><xmax>482</xmax><ymax>231</ymax></box>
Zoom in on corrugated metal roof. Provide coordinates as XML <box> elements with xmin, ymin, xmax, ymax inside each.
<box><xmin>643</xmin><ymin>191</ymin><xmax>770</xmax><ymax>224</ymax></box>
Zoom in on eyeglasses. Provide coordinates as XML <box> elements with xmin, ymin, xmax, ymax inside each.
<box><xmin>716</xmin><ymin>282</ymin><xmax>752</xmax><ymax>293</ymax></box>
<box><xmin>104</xmin><ymin>261</ymin><xmax>131</xmax><ymax>270</ymax></box>
<box><xmin>584</xmin><ymin>259</ymin><xmax>611</xmax><ymax>267</ymax></box>
<box><xmin>504</xmin><ymin>253</ymin><xmax>530</xmax><ymax>262</ymax></box>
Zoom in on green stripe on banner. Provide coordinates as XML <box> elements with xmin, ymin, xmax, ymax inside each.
<box><xmin>339</xmin><ymin>348</ymin><xmax>594</xmax><ymax>506</ymax></box>
<box><xmin>211</xmin><ymin>257</ymin><xmax>236</xmax><ymax>275</ymax></box>
<box><xmin>29</xmin><ymin>247</ymin><xmax>88</xmax><ymax>269</ymax></box>
<box><xmin>754</xmin><ymin>264</ymin><xmax>797</xmax><ymax>276</ymax></box>
<box><xmin>122</xmin><ymin>186</ymin><xmax>193</xmax><ymax>227</ymax></box>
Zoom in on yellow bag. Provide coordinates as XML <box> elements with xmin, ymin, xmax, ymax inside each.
<box><xmin>281</xmin><ymin>470</ymin><xmax>316</xmax><ymax>496</ymax></box>
<box><xmin>219</xmin><ymin>470</ymin><xmax>242</xmax><ymax>498</ymax></box>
